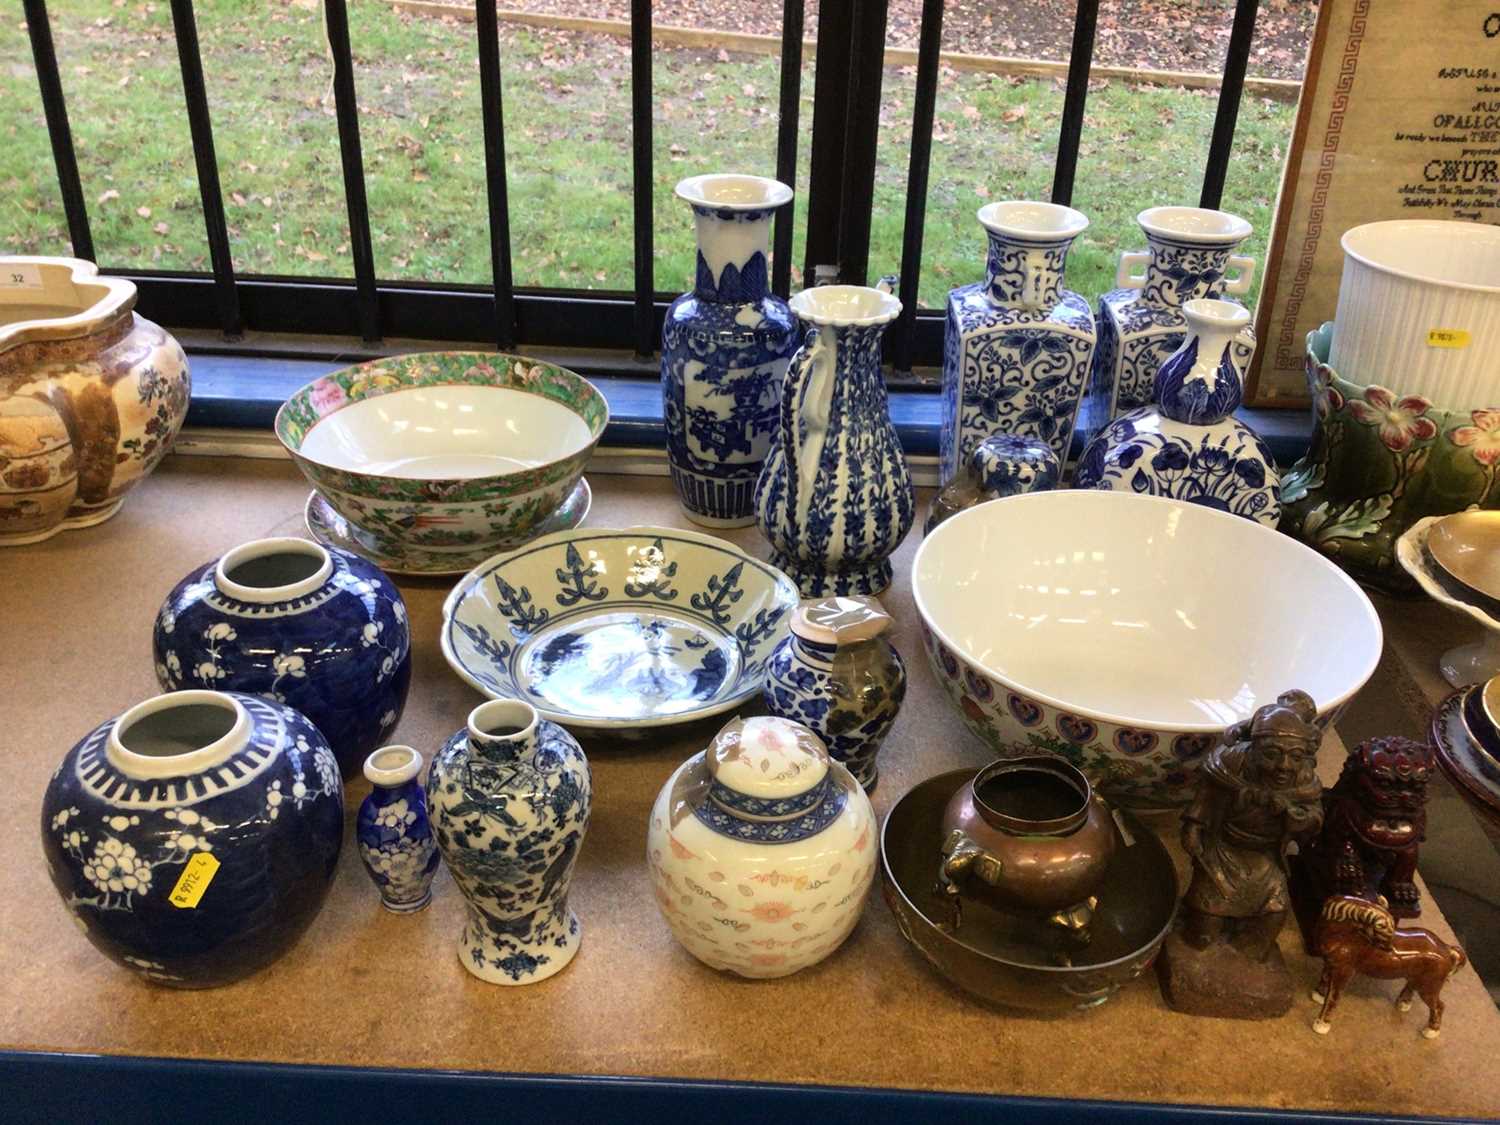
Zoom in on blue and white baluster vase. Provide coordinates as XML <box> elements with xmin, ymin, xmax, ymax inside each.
<box><xmin>663</xmin><ymin>174</ymin><xmax>799</xmax><ymax>527</ymax></box>
<box><xmin>755</xmin><ymin>283</ymin><xmax>915</xmax><ymax>597</ymax></box>
<box><xmin>357</xmin><ymin>745</ymin><xmax>440</xmax><ymax>913</ymax></box>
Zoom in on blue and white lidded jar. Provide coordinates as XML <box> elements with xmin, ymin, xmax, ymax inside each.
<box><xmin>925</xmin><ymin>431</ymin><xmax>1061</xmax><ymax>534</ymax></box>
<box><xmin>763</xmin><ymin>595</ymin><xmax>906</xmax><ymax>792</ymax></box>
<box><xmin>357</xmin><ymin>744</ymin><xmax>441</xmax><ymax>913</ymax></box>
<box><xmin>153</xmin><ymin>536</ymin><xmax>411</xmax><ymax>779</ymax></box>
<box><xmin>426</xmin><ymin>699</ymin><xmax>591</xmax><ymax>985</ymax></box>
<box><xmin>41</xmin><ymin>690</ymin><xmax>344</xmax><ymax>987</ymax></box>
<box><xmin>663</xmin><ymin>173</ymin><xmax>799</xmax><ymax>528</ymax></box>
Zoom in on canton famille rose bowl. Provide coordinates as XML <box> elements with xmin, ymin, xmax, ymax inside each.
<box><xmin>275</xmin><ymin>352</ymin><xmax>607</xmax><ymax>558</ymax></box>
<box><xmin>912</xmin><ymin>490</ymin><xmax>1382</xmax><ymax>808</ymax></box>
<box><xmin>442</xmin><ymin>527</ymin><xmax>799</xmax><ymax>732</ymax></box>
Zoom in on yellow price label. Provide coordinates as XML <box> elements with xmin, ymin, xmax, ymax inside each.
<box><xmin>1427</xmin><ymin>328</ymin><xmax>1471</xmax><ymax>349</ymax></box>
<box><xmin>168</xmin><ymin>852</ymin><xmax>220</xmax><ymax>909</ymax></box>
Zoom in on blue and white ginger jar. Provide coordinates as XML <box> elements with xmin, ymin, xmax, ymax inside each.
<box><xmin>154</xmin><ymin>536</ymin><xmax>412</xmax><ymax>779</ymax></box>
<box><xmin>357</xmin><ymin>744</ymin><xmax>440</xmax><ymax>913</ymax></box>
<box><xmin>41</xmin><ymin>690</ymin><xmax>344</xmax><ymax>987</ymax></box>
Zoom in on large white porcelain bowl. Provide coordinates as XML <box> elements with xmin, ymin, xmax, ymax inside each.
<box><xmin>912</xmin><ymin>490</ymin><xmax>1382</xmax><ymax>808</ymax></box>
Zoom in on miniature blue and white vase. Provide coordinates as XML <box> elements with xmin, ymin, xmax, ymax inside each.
<box><xmin>426</xmin><ymin>699</ymin><xmax>591</xmax><ymax>985</ymax></box>
<box><xmin>1075</xmin><ymin>299</ymin><xmax>1280</xmax><ymax>525</ymax></box>
<box><xmin>1083</xmin><ymin>206</ymin><xmax>1256</xmax><ymax>447</ymax></box>
<box><xmin>357</xmin><ymin>744</ymin><xmax>440</xmax><ymax>913</ymax></box>
<box><xmin>940</xmin><ymin>201</ymin><xmax>1095</xmax><ymax>483</ymax></box>
<box><xmin>755</xmin><ymin>283</ymin><xmax>914</xmax><ymax>597</ymax></box>
<box><xmin>153</xmin><ymin>537</ymin><xmax>412</xmax><ymax>779</ymax></box>
<box><xmin>763</xmin><ymin>595</ymin><xmax>905</xmax><ymax>792</ymax></box>
<box><xmin>41</xmin><ymin>690</ymin><xmax>343</xmax><ymax>987</ymax></box>
<box><xmin>663</xmin><ymin>173</ymin><xmax>799</xmax><ymax>528</ymax></box>
<box><xmin>925</xmin><ymin>431</ymin><xmax>1061</xmax><ymax>534</ymax></box>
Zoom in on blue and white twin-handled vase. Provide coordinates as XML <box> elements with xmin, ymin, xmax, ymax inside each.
<box><xmin>357</xmin><ymin>744</ymin><xmax>440</xmax><ymax>913</ymax></box>
<box><xmin>755</xmin><ymin>283</ymin><xmax>915</xmax><ymax>597</ymax></box>
<box><xmin>153</xmin><ymin>536</ymin><xmax>411</xmax><ymax>779</ymax></box>
<box><xmin>426</xmin><ymin>699</ymin><xmax>591</xmax><ymax>985</ymax></box>
<box><xmin>663</xmin><ymin>174</ymin><xmax>799</xmax><ymax>528</ymax></box>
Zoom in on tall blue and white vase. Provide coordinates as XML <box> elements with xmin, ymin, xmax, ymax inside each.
<box><xmin>940</xmin><ymin>201</ymin><xmax>1095</xmax><ymax>484</ymax></box>
<box><xmin>1075</xmin><ymin>299</ymin><xmax>1280</xmax><ymax>525</ymax></box>
<box><xmin>357</xmin><ymin>745</ymin><xmax>440</xmax><ymax>913</ymax></box>
<box><xmin>153</xmin><ymin>537</ymin><xmax>411</xmax><ymax>779</ymax></box>
<box><xmin>663</xmin><ymin>174</ymin><xmax>799</xmax><ymax>527</ymax></box>
<box><xmin>1083</xmin><ymin>206</ymin><xmax>1256</xmax><ymax>448</ymax></box>
<box><xmin>426</xmin><ymin>699</ymin><xmax>591</xmax><ymax>985</ymax></box>
<box><xmin>755</xmin><ymin>283</ymin><xmax>915</xmax><ymax>597</ymax></box>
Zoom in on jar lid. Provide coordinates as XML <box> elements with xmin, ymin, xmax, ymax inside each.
<box><xmin>789</xmin><ymin>595</ymin><xmax>892</xmax><ymax>646</ymax></box>
<box><xmin>708</xmin><ymin>716</ymin><xmax>829</xmax><ymax>800</ymax></box>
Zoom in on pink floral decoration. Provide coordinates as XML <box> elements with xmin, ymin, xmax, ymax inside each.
<box><xmin>1346</xmin><ymin>386</ymin><xmax>1437</xmax><ymax>451</ymax></box>
<box><xmin>309</xmin><ymin>379</ymin><xmax>348</xmax><ymax>415</ymax></box>
<box><xmin>1450</xmin><ymin>409</ymin><xmax>1500</xmax><ymax>466</ymax></box>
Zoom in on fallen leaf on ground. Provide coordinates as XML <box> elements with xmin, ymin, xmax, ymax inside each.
<box><xmin>135</xmin><ymin>206</ymin><xmax>151</xmax><ymax>218</ymax></box>
<box><xmin>96</xmin><ymin>189</ymin><xmax>120</xmax><ymax>205</ymax></box>
<box><xmin>1002</xmin><ymin>105</ymin><xmax>1027</xmax><ymax>123</ymax></box>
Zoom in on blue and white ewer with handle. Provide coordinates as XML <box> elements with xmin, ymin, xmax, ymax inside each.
<box><xmin>755</xmin><ymin>283</ymin><xmax>915</xmax><ymax>597</ymax></box>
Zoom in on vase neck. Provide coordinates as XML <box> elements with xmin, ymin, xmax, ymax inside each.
<box><xmin>692</xmin><ymin>205</ymin><xmax>773</xmax><ymax>303</ymax></box>
<box><xmin>1153</xmin><ymin>299</ymin><xmax>1251</xmax><ymax>424</ymax></box>
<box><xmin>1142</xmin><ymin>234</ymin><xmax>1241</xmax><ymax>308</ymax></box>
<box><xmin>467</xmin><ymin>700</ymin><xmax>540</xmax><ymax>764</ymax></box>
<box><xmin>984</xmin><ymin>231</ymin><xmax>1075</xmax><ymax>310</ymax></box>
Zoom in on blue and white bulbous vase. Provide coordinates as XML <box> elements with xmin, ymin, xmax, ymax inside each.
<box><xmin>1075</xmin><ymin>299</ymin><xmax>1280</xmax><ymax>525</ymax></box>
<box><xmin>41</xmin><ymin>690</ymin><xmax>344</xmax><ymax>987</ymax></box>
<box><xmin>663</xmin><ymin>174</ymin><xmax>799</xmax><ymax>527</ymax></box>
<box><xmin>426</xmin><ymin>699</ymin><xmax>591</xmax><ymax>985</ymax></box>
<box><xmin>940</xmin><ymin>201</ymin><xmax>1096</xmax><ymax>483</ymax></box>
<box><xmin>357</xmin><ymin>744</ymin><xmax>440</xmax><ymax>913</ymax></box>
<box><xmin>755</xmin><ymin>284</ymin><xmax>915</xmax><ymax>597</ymax></box>
<box><xmin>153</xmin><ymin>537</ymin><xmax>412</xmax><ymax>779</ymax></box>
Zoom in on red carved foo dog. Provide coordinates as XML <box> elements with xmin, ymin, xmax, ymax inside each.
<box><xmin>1310</xmin><ymin>894</ymin><xmax>1466</xmax><ymax>1038</ymax></box>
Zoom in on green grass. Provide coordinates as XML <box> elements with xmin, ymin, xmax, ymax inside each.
<box><xmin>0</xmin><ymin>0</ymin><xmax>1293</xmax><ymax>316</ymax></box>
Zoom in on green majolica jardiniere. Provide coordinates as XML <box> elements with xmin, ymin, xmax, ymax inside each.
<box><xmin>1280</xmin><ymin>323</ymin><xmax>1500</xmax><ymax>592</ymax></box>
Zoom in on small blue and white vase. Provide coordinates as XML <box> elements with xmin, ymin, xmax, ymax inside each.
<box><xmin>357</xmin><ymin>744</ymin><xmax>440</xmax><ymax>913</ymax></box>
<box><xmin>763</xmin><ymin>595</ymin><xmax>905</xmax><ymax>792</ymax></box>
<box><xmin>153</xmin><ymin>537</ymin><xmax>411</xmax><ymax>779</ymax></box>
<box><xmin>940</xmin><ymin>201</ymin><xmax>1096</xmax><ymax>483</ymax></box>
<box><xmin>755</xmin><ymin>283</ymin><xmax>914</xmax><ymax>597</ymax></box>
<box><xmin>1075</xmin><ymin>299</ymin><xmax>1280</xmax><ymax>525</ymax></box>
<box><xmin>426</xmin><ymin>699</ymin><xmax>591</xmax><ymax>985</ymax></box>
<box><xmin>663</xmin><ymin>173</ymin><xmax>799</xmax><ymax>528</ymax></box>
<box><xmin>41</xmin><ymin>690</ymin><xmax>344</xmax><ymax>987</ymax></box>
<box><xmin>926</xmin><ymin>432</ymin><xmax>1061</xmax><ymax>534</ymax></box>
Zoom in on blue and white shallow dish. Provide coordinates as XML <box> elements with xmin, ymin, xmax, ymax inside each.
<box><xmin>441</xmin><ymin>526</ymin><xmax>800</xmax><ymax>731</ymax></box>
<box><xmin>357</xmin><ymin>744</ymin><xmax>441</xmax><ymax>913</ymax></box>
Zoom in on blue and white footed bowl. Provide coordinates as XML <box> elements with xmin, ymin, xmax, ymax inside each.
<box><xmin>357</xmin><ymin>744</ymin><xmax>440</xmax><ymax>913</ymax></box>
<box><xmin>427</xmin><ymin>699</ymin><xmax>591</xmax><ymax>985</ymax></box>
<box><xmin>154</xmin><ymin>537</ymin><xmax>412</xmax><ymax>778</ymax></box>
<box><xmin>41</xmin><ymin>690</ymin><xmax>344</xmax><ymax>987</ymax></box>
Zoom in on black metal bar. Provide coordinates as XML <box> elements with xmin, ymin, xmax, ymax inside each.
<box><xmin>322</xmin><ymin>0</ymin><xmax>380</xmax><ymax>343</ymax></box>
<box><xmin>23</xmin><ymin>0</ymin><xmax>93</xmax><ymax>261</ymax></box>
<box><xmin>1200</xmin><ymin>0</ymin><xmax>1260</xmax><ymax>209</ymax></box>
<box><xmin>168</xmin><ymin>0</ymin><xmax>242</xmax><ymax>338</ymax></box>
<box><xmin>1050</xmin><ymin>0</ymin><xmax>1099</xmax><ymax>206</ymax></box>
<box><xmin>889</xmin><ymin>0</ymin><xmax>945</xmax><ymax>374</ymax></box>
<box><xmin>802</xmin><ymin>0</ymin><xmax>852</xmax><ymax>285</ymax></box>
<box><xmin>771</xmin><ymin>0</ymin><xmax>806</xmax><ymax>298</ymax></box>
<box><xmin>629</xmin><ymin>0</ymin><xmax>654</xmax><ymax>358</ymax></box>
<box><xmin>835</xmin><ymin>0</ymin><xmax>890</xmax><ymax>287</ymax></box>
<box><xmin>475</xmin><ymin>0</ymin><xmax>517</xmax><ymax>350</ymax></box>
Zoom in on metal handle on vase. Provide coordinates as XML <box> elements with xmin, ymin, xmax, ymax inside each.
<box><xmin>1115</xmin><ymin>250</ymin><xmax>1149</xmax><ymax>290</ymax></box>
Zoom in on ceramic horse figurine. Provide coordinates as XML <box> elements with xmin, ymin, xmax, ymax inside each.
<box><xmin>1310</xmin><ymin>894</ymin><xmax>1466</xmax><ymax>1038</ymax></box>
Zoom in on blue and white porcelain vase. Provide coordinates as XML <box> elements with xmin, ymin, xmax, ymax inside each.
<box><xmin>926</xmin><ymin>431</ymin><xmax>1061</xmax><ymax>534</ymax></box>
<box><xmin>663</xmin><ymin>173</ymin><xmax>799</xmax><ymax>527</ymax></box>
<box><xmin>1083</xmin><ymin>206</ymin><xmax>1256</xmax><ymax>447</ymax></box>
<box><xmin>153</xmin><ymin>537</ymin><xmax>412</xmax><ymax>779</ymax></box>
<box><xmin>940</xmin><ymin>201</ymin><xmax>1095</xmax><ymax>483</ymax></box>
<box><xmin>41</xmin><ymin>690</ymin><xmax>343</xmax><ymax>987</ymax></box>
<box><xmin>426</xmin><ymin>699</ymin><xmax>591</xmax><ymax>985</ymax></box>
<box><xmin>755</xmin><ymin>283</ymin><xmax>914</xmax><ymax>596</ymax></box>
<box><xmin>357</xmin><ymin>744</ymin><xmax>440</xmax><ymax>913</ymax></box>
<box><xmin>763</xmin><ymin>595</ymin><xmax>905</xmax><ymax>792</ymax></box>
<box><xmin>1075</xmin><ymin>299</ymin><xmax>1280</xmax><ymax>525</ymax></box>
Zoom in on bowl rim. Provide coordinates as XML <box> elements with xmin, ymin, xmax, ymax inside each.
<box><xmin>273</xmin><ymin>351</ymin><xmax>609</xmax><ymax>487</ymax></box>
<box><xmin>440</xmin><ymin>524</ymin><xmax>800</xmax><ymax>730</ymax></box>
<box><xmin>911</xmin><ymin>490</ymin><xmax>1384</xmax><ymax>733</ymax></box>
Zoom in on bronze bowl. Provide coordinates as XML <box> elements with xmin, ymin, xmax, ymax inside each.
<box><xmin>881</xmin><ymin>769</ymin><xmax>1178</xmax><ymax>1015</ymax></box>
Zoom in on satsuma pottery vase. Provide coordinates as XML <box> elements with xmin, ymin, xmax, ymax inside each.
<box><xmin>357</xmin><ymin>745</ymin><xmax>440</xmax><ymax>913</ymax></box>
<box><xmin>755</xmin><ymin>283</ymin><xmax>915</xmax><ymax>597</ymax></box>
<box><xmin>41</xmin><ymin>690</ymin><xmax>343</xmax><ymax>987</ymax></box>
<box><xmin>925</xmin><ymin>431</ymin><xmax>1060</xmax><ymax>534</ymax></box>
<box><xmin>663</xmin><ymin>174</ymin><xmax>799</xmax><ymax>527</ymax></box>
<box><xmin>427</xmin><ymin>699</ymin><xmax>591</xmax><ymax>984</ymax></box>
<box><xmin>153</xmin><ymin>537</ymin><xmax>412</xmax><ymax>778</ymax></box>
<box><xmin>646</xmin><ymin>715</ymin><xmax>877</xmax><ymax>978</ymax></box>
<box><xmin>940</xmin><ymin>201</ymin><xmax>1095</xmax><ymax>481</ymax></box>
<box><xmin>0</xmin><ymin>256</ymin><xmax>188</xmax><ymax>545</ymax></box>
